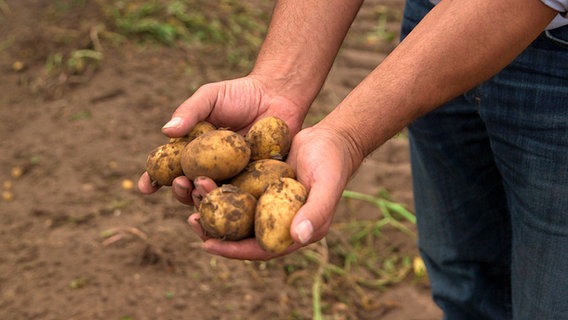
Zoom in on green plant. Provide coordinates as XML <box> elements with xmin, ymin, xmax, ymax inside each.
<box><xmin>102</xmin><ymin>0</ymin><xmax>269</xmax><ymax>69</ymax></box>
<box><xmin>106</xmin><ymin>1</ymin><xmax>266</xmax><ymax>45</ymax></box>
<box><xmin>69</xmin><ymin>277</ymin><xmax>88</xmax><ymax>289</ymax></box>
<box><xmin>53</xmin><ymin>0</ymin><xmax>87</xmax><ymax>13</ymax></box>
<box><xmin>284</xmin><ymin>190</ymin><xmax>418</xmax><ymax>318</ymax></box>
<box><xmin>365</xmin><ymin>5</ymin><xmax>398</xmax><ymax>45</ymax></box>
<box><xmin>67</xmin><ymin>49</ymin><xmax>104</xmax><ymax>74</ymax></box>
<box><xmin>342</xmin><ymin>189</ymin><xmax>416</xmax><ymax>236</ymax></box>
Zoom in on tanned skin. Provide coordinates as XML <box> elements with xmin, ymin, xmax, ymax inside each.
<box><xmin>139</xmin><ymin>0</ymin><xmax>557</xmax><ymax>260</ymax></box>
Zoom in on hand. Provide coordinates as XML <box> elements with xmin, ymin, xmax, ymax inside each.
<box><xmin>137</xmin><ymin>75</ymin><xmax>308</xmax><ymax>205</ymax></box>
<box><xmin>188</xmin><ymin>125</ymin><xmax>358</xmax><ymax>260</ymax></box>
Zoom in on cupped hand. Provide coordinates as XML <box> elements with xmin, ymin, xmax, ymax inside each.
<box><xmin>162</xmin><ymin>75</ymin><xmax>306</xmax><ymax>137</ymax></box>
<box><xmin>137</xmin><ymin>75</ymin><xmax>308</xmax><ymax>204</ymax></box>
<box><xmin>137</xmin><ymin>76</ymin><xmax>360</xmax><ymax>260</ymax></box>
<box><xmin>188</xmin><ymin>125</ymin><xmax>359</xmax><ymax>260</ymax></box>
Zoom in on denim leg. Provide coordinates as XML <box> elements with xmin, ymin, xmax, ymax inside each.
<box><xmin>479</xmin><ymin>32</ymin><xmax>568</xmax><ymax>319</ymax></box>
<box><xmin>403</xmin><ymin>0</ymin><xmax>568</xmax><ymax>319</ymax></box>
<box><xmin>403</xmin><ymin>1</ymin><xmax>512</xmax><ymax>318</ymax></box>
<box><xmin>408</xmin><ymin>95</ymin><xmax>513</xmax><ymax>320</ymax></box>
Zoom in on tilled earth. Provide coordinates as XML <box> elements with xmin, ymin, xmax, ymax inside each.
<box><xmin>0</xmin><ymin>0</ymin><xmax>441</xmax><ymax>319</ymax></box>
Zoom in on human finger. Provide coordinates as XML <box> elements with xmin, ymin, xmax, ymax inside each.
<box><xmin>172</xmin><ymin>176</ymin><xmax>194</xmax><ymax>206</ymax></box>
<box><xmin>286</xmin><ymin>133</ymin><xmax>349</xmax><ymax>246</ymax></box>
<box><xmin>201</xmin><ymin>238</ymin><xmax>303</xmax><ymax>261</ymax></box>
<box><xmin>161</xmin><ymin>84</ymin><xmax>219</xmax><ymax>137</ymax></box>
<box><xmin>137</xmin><ymin>171</ymin><xmax>161</xmax><ymax>194</ymax></box>
<box><xmin>188</xmin><ymin>213</ymin><xmax>208</xmax><ymax>241</ymax></box>
<box><xmin>191</xmin><ymin>176</ymin><xmax>218</xmax><ymax>208</ymax></box>
<box><xmin>289</xmin><ymin>180</ymin><xmax>339</xmax><ymax>246</ymax></box>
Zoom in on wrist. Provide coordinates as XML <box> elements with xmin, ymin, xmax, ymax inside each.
<box><xmin>248</xmin><ymin>62</ymin><xmax>322</xmax><ymax>111</ymax></box>
<box><xmin>310</xmin><ymin>121</ymin><xmax>366</xmax><ymax>179</ymax></box>
<box><xmin>248</xmin><ymin>0</ymin><xmax>364</xmax><ymax>111</ymax></box>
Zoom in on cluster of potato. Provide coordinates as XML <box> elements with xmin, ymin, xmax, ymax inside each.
<box><xmin>145</xmin><ymin>117</ymin><xmax>307</xmax><ymax>254</ymax></box>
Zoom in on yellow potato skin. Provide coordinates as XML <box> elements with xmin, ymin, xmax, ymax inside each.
<box><xmin>255</xmin><ymin>178</ymin><xmax>308</xmax><ymax>254</ymax></box>
<box><xmin>169</xmin><ymin>121</ymin><xmax>216</xmax><ymax>144</ymax></box>
<box><xmin>246</xmin><ymin>116</ymin><xmax>291</xmax><ymax>161</ymax></box>
<box><xmin>181</xmin><ymin>130</ymin><xmax>251</xmax><ymax>181</ymax></box>
<box><xmin>199</xmin><ymin>185</ymin><xmax>257</xmax><ymax>241</ymax></box>
<box><xmin>230</xmin><ymin>159</ymin><xmax>295</xmax><ymax>198</ymax></box>
<box><xmin>145</xmin><ymin>142</ymin><xmax>186</xmax><ymax>186</ymax></box>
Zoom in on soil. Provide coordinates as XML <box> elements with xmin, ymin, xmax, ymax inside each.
<box><xmin>0</xmin><ymin>0</ymin><xmax>442</xmax><ymax>319</ymax></box>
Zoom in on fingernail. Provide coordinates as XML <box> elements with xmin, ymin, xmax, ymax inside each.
<box><xmin>162</xmin><ymin>117</ymin><xmax>183</xmax><ymax>129</ymax></box>
<box><xmin>295</xmin><ymin>220</ymin><xmax>313</xmax><ymax>244</ymax></box>
<box><xmin>193</xmin><ymin>177</ymin><xmax>203</xmax><ymax>187</ymax></box>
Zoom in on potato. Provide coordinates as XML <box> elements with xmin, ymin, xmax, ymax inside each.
<box><xmin>255</xmin><ymin>177</ymin><xmax>308</xmax><ymax>254</ymax></box>
<box><xmin>199</xmin><ymin>184</ymin><xmax>257</xmax><ymax>241</ymax></box>
<box><xmin>169</xmin><ymin>121</ymin><xmax>216</xmax><ymax>144</ymax></box>
<box><xmin>246</xmin><ymin>116</ymin><xmax>291</xmax><ymax>161</ymax></box>
<box><xmin>230</xmin><ymin>159</ymin><xmax>295</xmax><ymax>198</ymax></box>
<box><xmin>181</xmin><ymin>129</ymin><xmax>251</xmax><ymax>181</ymax></box>
<box><xmin>146</xmin><ymin>141</ymin><xmax>186</xmax><ymax>186</ymax></box>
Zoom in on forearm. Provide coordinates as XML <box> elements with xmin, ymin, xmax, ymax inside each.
<box><xmin>250</xmin><ymin>0</ymin><xmax>364</xmax><ymax>109</ymax></box>
<box><xmin>318</xmin><ymin>0</ymin><xmax>557</xmax><ymax>170</ymax></box>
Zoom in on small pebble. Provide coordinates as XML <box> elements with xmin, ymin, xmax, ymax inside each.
<box><xmin>121</xmin><ymin>179</ymin><xmax>134</xmax><ymax>190</ymax></box>
<box><xmin>2</xmin><ymin>190</ymin><xmax>14</xmax><ymax>202</ymax></box>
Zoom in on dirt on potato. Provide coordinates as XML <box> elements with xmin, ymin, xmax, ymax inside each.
<box><xmin>146</xmin><ymin>141</ymin><xmax>187</xmax><ymax>186</ymax></box>
<box><xmin>255</xmin><ymin>177</ymin><xmax>307</xmax><ymax>254</ymax></box>
<box><xmin>199</xmin><ymin>184</ymin><xmax>256</xmax><ymax>241</ymax></box>
<box><xmin>230</xmin><ymin>159</ymin><xmax>296</xmax><ymax>199</ymax></box>
<box><xmin>181</xmin><ymin>129</ymin><xmax>251</xmax><ymax>181</ymax></box>
<box><xmin>0</xmin><ymin>0</ymin><xmax>441</xmax><ymax>319</ymax></box>
<box><xmin>246</xmin><ymin>116</ymin><xmax>291</xmax><ymax>161</ymax></box>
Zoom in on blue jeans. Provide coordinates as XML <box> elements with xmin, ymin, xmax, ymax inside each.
<box><xmin>401</xmin><ymin>1</ymin><xmax>568</xmax><ymax>319</ymax></box>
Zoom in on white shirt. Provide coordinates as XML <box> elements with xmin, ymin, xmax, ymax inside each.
<box><xmin>543</xmin><ymin>0</ymin><xmax>568</xmax><ymax>28</ymax></box>
<box><xmin>429</xmin><ymin>0</ymin><xmax>568</xmax><ymax>29</ymax></box>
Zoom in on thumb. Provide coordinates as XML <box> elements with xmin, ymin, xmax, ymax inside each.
<box><xmin>161</xmin><ymin>84</ymin><xmax>218</xmax><ymax>137</ymax></box>
<box><xmin>290</xmin><ymin>176</ymin><xmax>343</xmax><ymax>245</ymax></box>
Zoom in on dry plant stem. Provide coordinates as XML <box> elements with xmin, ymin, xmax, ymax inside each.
<box><xmin>311</xmin><ymin>239</ymin><xmax>329</xmax><ymax>320</ymax></box>
<box><xmin>0</xmin><ymin>0</ymin><xmax>11</xmax><ymax>16</ymax></box>
<box><xmin>90</xmin><ymin>24</ymin><xmax>105</xmax><ymax>53</ymax></box>
<box><xmin>244</xmin><ymin>262</ymin><xmax>265</xmax><ymax>286</ymax></box>
<box><xmin>303</xmin><ymin>244</ymin><xmax>375</xmax><ymax>312</ymax></box>
<box><xmin>357</xmin><ymin>263</ymin><xmax>412</xmax><ymax>289</ymax></box>
<box><xmin>101</xmin><ymin>234</ymin><xmax>124</xmax><ymax>247</ymax></box>
<box><xmin>101</xmin><ymin>227</ymin><xmax>148</xmax><ymax>247</ymax></box>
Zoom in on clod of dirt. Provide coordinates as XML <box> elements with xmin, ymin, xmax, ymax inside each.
<box><xmin>139</xmin><ymin>244</ymin><xmax>175</xmax><ymax>273</ymax></box>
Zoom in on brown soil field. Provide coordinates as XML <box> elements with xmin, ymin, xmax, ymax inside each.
<box><xmin>0</xmin><ymin>0</ymin><xmax>442</xmax><ymax>319</ymax></box>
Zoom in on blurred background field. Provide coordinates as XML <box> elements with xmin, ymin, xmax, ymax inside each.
<box><xmin>0</xmin><ymin>0</ymin><xmax>441</xmax><ymax>319</ymax></box>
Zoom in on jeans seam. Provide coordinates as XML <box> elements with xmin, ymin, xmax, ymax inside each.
<box><xmin>544</xmin><ymin>30</ymin><xmax>568</xmax><ymax>49</ymax></box>
<box><xmin>473</xmin><ymin>87</ymin><xmax>482</xmax><ymax>115</ymax></box>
